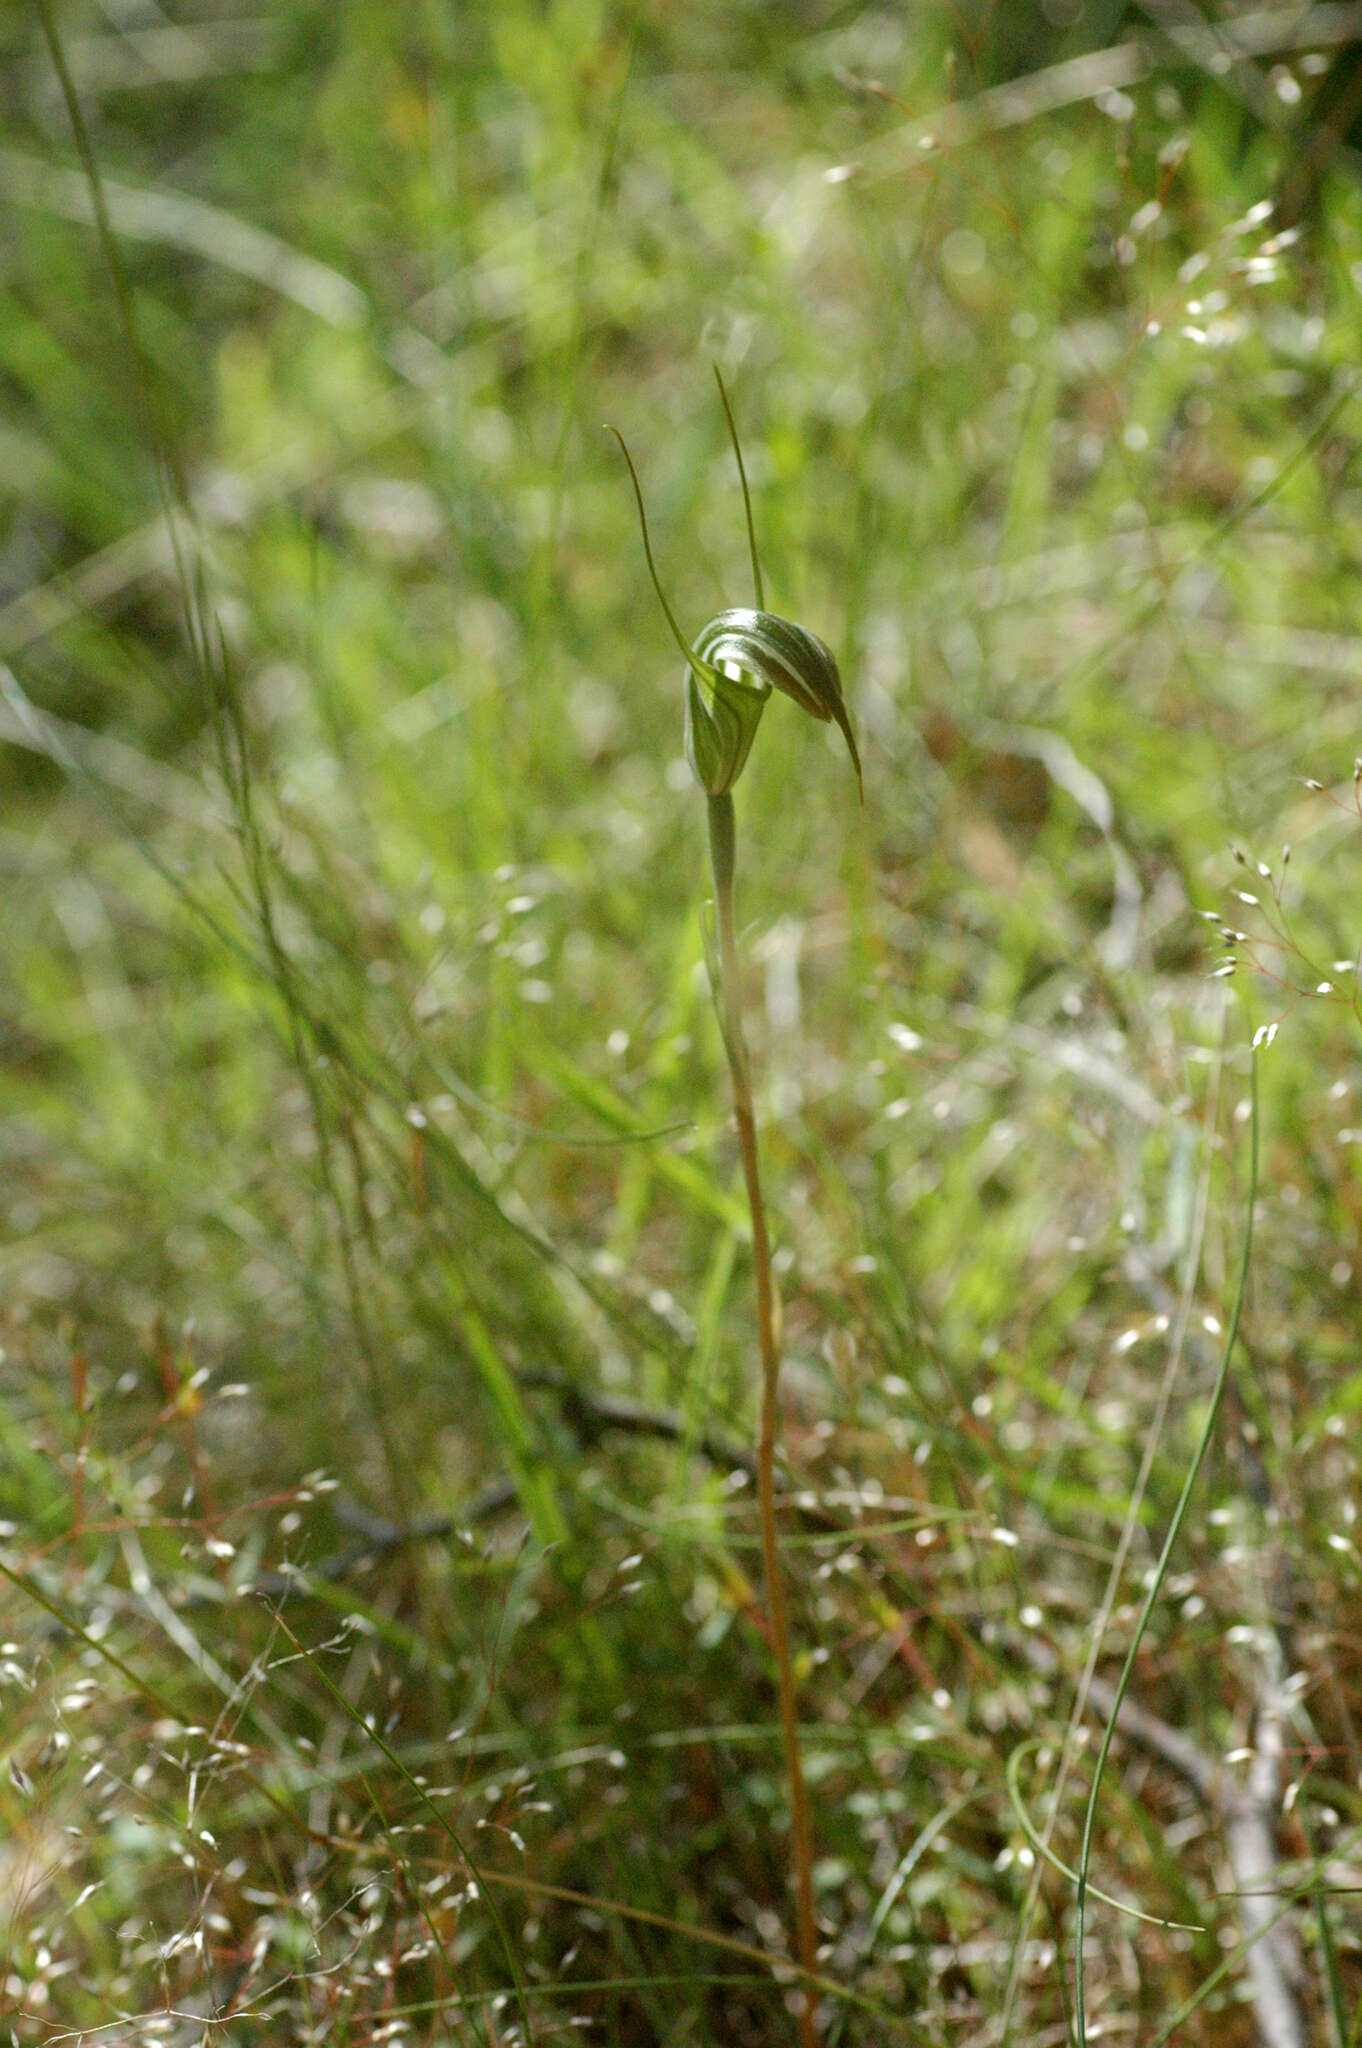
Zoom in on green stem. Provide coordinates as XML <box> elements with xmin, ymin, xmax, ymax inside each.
<box><xmin>1073</xmin><ymin>1053</ymin><xmax>1259</xmax><ymax>2042</ymax></box>
<box><xmin>707</xmin><ymin>790</ymin><xmax>819</xmax><ymax>2047</ymax></box>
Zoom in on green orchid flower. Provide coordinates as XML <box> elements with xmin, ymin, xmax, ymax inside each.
<box><xmin>607</xmin><ymin>373</ymin><xmax>860</xmax><ymax>2047</ymax></box>
<box><xmin>688</xmin><ymin>606</ymin><xmax>862</xmax><ymax>798</ymax></box>
<box><xmin>606</xmin><ymin>407</ymin><xmax>860</xmax><ymax>801</ymax></box>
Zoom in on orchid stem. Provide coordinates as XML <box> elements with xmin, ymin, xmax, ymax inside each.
<box><xmin>707</xmin><ymin>788</ymin><xmax>819</xmax><ymax>2047</ymax></box>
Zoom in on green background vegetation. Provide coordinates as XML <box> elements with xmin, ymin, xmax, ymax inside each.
<box><xmin>1</xmin><ymin>3</ymin><xmax>1361</xmax><ymax>2042</ymax></box>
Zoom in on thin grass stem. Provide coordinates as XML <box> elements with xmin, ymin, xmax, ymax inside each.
<box><xmin>1074</xmin><ymin>1052</ymin><xmax>1260</xmax><ymax>2042</ymax></box>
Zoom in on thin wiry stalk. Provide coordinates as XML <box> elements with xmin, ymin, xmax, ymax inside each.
<box><xmin>1073</xmin><ymin>1053</ymin><xmax>1261</xmax><ymax>2042</ymax></box>
<box><xmin>1001</xmin><ymin>1021</ymin><xmax>1226</xmax><ymax>2045</ymax></box>
<box><xmin>714</xmin><ymin>363</ymin><xmax>765</xmax><ymax>611</ymax></box>
<box><xmin>707</xmin><ymin>788</ymin><xmax>819</xmax><ymax>2048</ymax></box>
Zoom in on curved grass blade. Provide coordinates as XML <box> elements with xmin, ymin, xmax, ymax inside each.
<box><xmin>1008</xmin><ymin>1742</ymin><xmax>1204</xmax><ymax>1933</ymax></box>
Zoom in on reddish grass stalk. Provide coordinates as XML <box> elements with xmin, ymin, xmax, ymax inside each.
<box><xmin>708</xmin><ymin>788</ymin><xmax>819</xmax><ymax>2048</ymax></box>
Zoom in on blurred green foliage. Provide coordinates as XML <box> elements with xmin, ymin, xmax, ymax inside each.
<box><xmin>1</xmin><ymin>3</ymin><xmax>1361</xmax><ymax>2043</ymax></box>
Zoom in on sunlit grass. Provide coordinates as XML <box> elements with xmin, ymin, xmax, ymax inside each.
<box><xmin>1</xmin><ymin>2</ymin><xmax>1362</xmax><ymax>2042</ymax></box>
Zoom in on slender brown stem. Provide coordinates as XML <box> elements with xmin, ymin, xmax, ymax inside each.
<box><xmin>707</xmin><ymin>790</ymin><xmax>819</xmax><ymax>2047</ymax></box>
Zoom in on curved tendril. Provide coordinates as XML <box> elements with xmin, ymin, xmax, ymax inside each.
<box><xmin>604</xmin><ymin>423</ymin><xmax>697</xmax><ymax>672</ymax></box>
<box><xmin>713</xmin><ymin>363</ymin><xmax>764</xmax><ymax>611</ymax></box>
